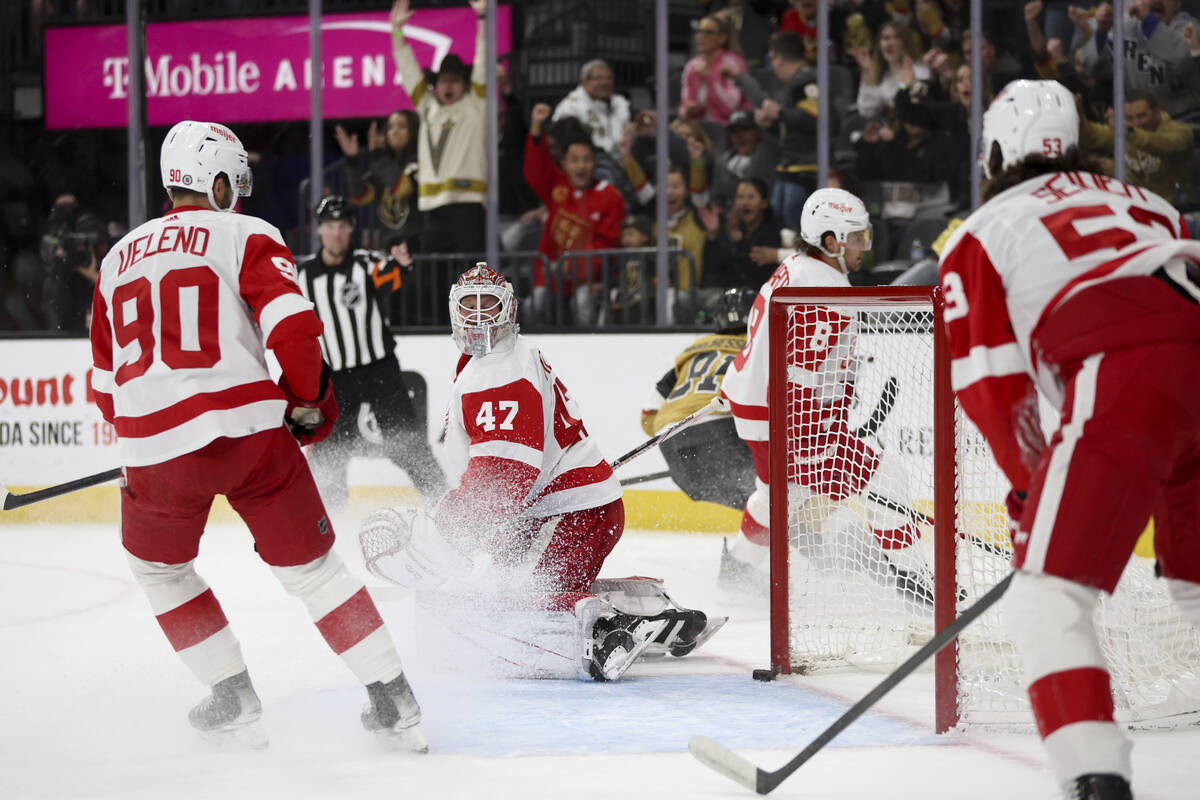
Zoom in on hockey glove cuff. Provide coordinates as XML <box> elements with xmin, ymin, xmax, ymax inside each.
<box><xmin>280</xmin><ymin>361</ymin><xmax>338</xmax><ymax>446</ymax></box>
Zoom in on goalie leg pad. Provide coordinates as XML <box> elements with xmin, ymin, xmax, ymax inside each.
<box><xmin>127</xmin><ymin>554</ymin><xmax>246</xmax><ymax>687</ymax></box>
<box><xmin>590</xmin><ymin>576</ymin><xmax>670</xmax><ymax>615</ymax></box>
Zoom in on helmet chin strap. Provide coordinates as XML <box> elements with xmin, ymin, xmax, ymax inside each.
<box><xmin>207</xmin><ymin>184</ymin><xmax>235</xmax><ymax>212</ymax></box>
<box><xmin>817</xmin><ymin>242</ymin><xmax>849</xmax><ymax>274</ymax></box>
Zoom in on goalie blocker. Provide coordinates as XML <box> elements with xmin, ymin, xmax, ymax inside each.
<box><xmin>360</xmin><ymin>508</ymin><xmax>726</xmax><ymax>681</ymax></box>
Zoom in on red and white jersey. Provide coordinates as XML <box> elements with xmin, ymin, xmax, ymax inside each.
<box><xmin>91</xmin><ymin>207</ymin><xmax>319</xmax><ymax>467</ymax></box>
<box><xmin>939</xmin><ymin>170</ymin><xmax>1200</xmax><ymax>490</ymax></box>
<box><xmin>439</xmin><ymin>336</ymin><xmax>621</xmax><ymax>528</ymax></box>
<box><xmin>721</xmin><ymin>252</ymin><xmax>854</xmax><ymax>442</ymax></box>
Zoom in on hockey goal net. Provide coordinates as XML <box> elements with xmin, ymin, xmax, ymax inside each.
<box><xmin>767</xmin><ymin>285</ymin><xmax>1200</xmax><ymax>732</ymax></box>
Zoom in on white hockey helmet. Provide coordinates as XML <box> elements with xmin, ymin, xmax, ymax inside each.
<box><xmin>800</xmin><ymin>188</ymin><xmax>872</xmax><ymax>271</ymax></box>
<box><xmin>160</xmin><ymin>120</ymin><xmax>253</xmax><ymax>212</ymax></box>
<box><xmin>449</xmin><ymin>263</ymin><xmax>519</xmax><ymax>357</ymax></box>
<box><xmin>980</xmin><ymin>79</ymin><xmax>1078</xmax><ymax>179</ymax></box>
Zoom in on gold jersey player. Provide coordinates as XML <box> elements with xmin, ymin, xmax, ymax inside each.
<box><xmin>640</xmin><ymin>287</ymin><xmax>758</xmax><ymax>510</ymax></box>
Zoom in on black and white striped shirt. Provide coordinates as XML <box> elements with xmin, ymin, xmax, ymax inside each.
<box><xmin>295</xmin><ymin>248</ymin><xmax>393</xmax><ymax>371</ymax></box>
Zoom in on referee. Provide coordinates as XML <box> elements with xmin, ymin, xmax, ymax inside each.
<box><xmin>295</xmin><ymin>195</ymin><xmax>446</xmax><ymax>511</ymax></box>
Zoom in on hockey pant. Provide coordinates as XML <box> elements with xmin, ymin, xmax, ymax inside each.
<box><xmin>1005</xmin><ymin>344</ymin><xmax>1200</xmax><ymax>788</ymax></box>
<box><xmin>660</xmin><ymin>418</ymin><xmax>756</xmax><ymax>510</ymax></box>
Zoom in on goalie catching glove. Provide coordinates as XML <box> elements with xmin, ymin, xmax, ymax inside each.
<box><xmin>279</xmin><ymin>361</ymin><xmax>338</xmax><ymax>446</ymax></box>
<box><xmin>359</xmin><ymin>506</ymin><xmax>482</xmax><ymax>591</ymax></box>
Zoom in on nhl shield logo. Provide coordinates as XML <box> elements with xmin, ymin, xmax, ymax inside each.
<box><xmin>340</xmin><ymin>281</ymin><xmax>362</xmax><ymax>309</ymax></box>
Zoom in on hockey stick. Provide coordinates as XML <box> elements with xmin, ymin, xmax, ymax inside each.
<box><xmin>619</xmin><ymin>470</ymin><xmax>672</xmax><ymax>487</ymax></box>
<box><xmin>689</xmin><ymin>572</ymin><xmax>1015</xmax><ymax>794</ymax></box>
<box><xmin>609</xmin><ymin>397</ymin><xmax>725</xmax><ymax>472</ymax></box>
<box><xmin>1</xmin><ymin>467</ymin><xmax>124</xmax><ymax>511</ymax></box>
<box><xmin>852</xmin><ymin>375</ymin><xmax>898</xmax><ymax>440</ymax></box>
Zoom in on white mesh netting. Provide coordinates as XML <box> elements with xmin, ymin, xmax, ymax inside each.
<box><xmin>778</xmin><ymin>296</ymin><xmax>1200</xmax><ymax>729</ymax></box>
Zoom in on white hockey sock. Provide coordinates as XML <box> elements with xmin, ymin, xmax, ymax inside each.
<box><xmin>730</xmin><ymin>535</ymin><xmax>769</xmax><ymax>566</ymax></box>
<box><xmin>1168</xmin><ymin>578</ymin><xmax>1200</xmax><ymax>627</ymax></box>
<box><xmin>272</xmin><ymin>551</ymin><xmax>404</xmax><ymax>685</ymax></box>
<box><xmin>127</xmin><ymin>554</ymin><xmax>246</xmax><ymax>687</ymax></box>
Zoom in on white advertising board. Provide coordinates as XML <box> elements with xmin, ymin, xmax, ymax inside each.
<box><xmin>0</xmin><ymin>333</ymin><xmax>699</xmax><ymax>489</ymax></box>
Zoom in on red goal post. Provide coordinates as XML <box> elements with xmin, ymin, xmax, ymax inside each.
<box><xmin>766</xmin><ymin>285</ymin><xmax>965</xmax><ymax>732</ymax></box>
<box><xmin>765</xmin><ymin>284</ymin><xmax>1200</xmax><ymax>734</ymax></box>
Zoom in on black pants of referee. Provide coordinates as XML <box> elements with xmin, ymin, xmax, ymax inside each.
<box><xmin>310</xmin><ymin>358</ymin><xmax>447</xmax><ymax>511</ymax></box>
<box><xmin>660</xmin><ymin>417</ymin><xmax>756</xmax><ymax>510</ymax></box>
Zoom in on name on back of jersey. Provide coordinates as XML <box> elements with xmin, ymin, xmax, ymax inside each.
<box><xmin>117</xmin><ymin>224</ymin><xmax>211</xmax><ymax>276</ymax></box>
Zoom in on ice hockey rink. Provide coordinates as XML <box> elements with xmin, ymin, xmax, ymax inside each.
<box><xmin>2</xmin><ymin>518</ymin><xmax>1198</xmax><ymax>800</ymax></box>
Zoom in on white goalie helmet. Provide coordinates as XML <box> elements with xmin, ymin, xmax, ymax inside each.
<box><xmin>800</xmin><ymin>188</ymin><xmax>872</xmax><ymax>271</ymax></box>
<box><xmin>449</xmin><ymin>263</ymin><xmax>519</xmax><ymax>357</ymax></box>
<box><xmin>980</xmin><ymin>79</ymin><xmax>1078</xmax><ymax>179</ymax></box>
<box><xmin>160</xmin><ymin>120</ymin><xmax>253</xmax><ymax>212</ymax></box>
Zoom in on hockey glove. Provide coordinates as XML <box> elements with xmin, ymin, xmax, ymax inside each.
<box><xmin>1005</xmin><ymin>489</ymin><xmax>1027</xmax><ymax>545</ymax></box>
<box><xmin>280</xmin><ymin>361</ymin><xmax>338</xmax><ymax>446</ymax></box>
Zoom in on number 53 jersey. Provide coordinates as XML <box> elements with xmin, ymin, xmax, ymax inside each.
<box><xmin>91</xmin><ymin>206</ymin><xmax>319</xmax><ymax>467</ymax></box>
<box><xmin>441</xmin><ymin>336</ymin><xmax>621</xmax><ymax>524</ymax></box>
<box><xmin>938</xmin><ymin>171</ymin><xmax>1200</xmax><ymax>489</ymax></box>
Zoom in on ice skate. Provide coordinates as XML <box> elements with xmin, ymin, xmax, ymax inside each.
<box><xmin>641</xmin><ymin>608</ymin><xmax>729</xmax><ymax>658</ymax></box>
<box><xmin>587</xmin><ymin>615</ymin><xmax>669</xmax><ymax>681</ymax></box>
<box><xmin>362</xmin><ymin>672</ymin><xmax>428</xmax><ymax>753</ymax></box>
<box><xmin>188</xmin><ymin>669</ymin><xmax>268</xmax><ymax>749</ymax></box>
<box><xmin>717</xmin><ymin>538</ymin><xmax>768</xmax><ymax>596</ymax></box>
<box><xmin>667</xmin><ymin>610</ymin><xmax>728</xmax><ymax>657</ymax></box>
<box><xmin>1067</xmin><ymin>774</ymin><xmax>1133</xmax><ymax>800</ymax></box>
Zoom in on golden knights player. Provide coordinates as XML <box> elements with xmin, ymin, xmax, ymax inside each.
<box><xmin>640</xmin><ymin>288</ymin><xmax>757</xmax><ymax>509</ymax></box>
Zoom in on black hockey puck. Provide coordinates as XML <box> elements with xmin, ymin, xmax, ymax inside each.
<box><xmin>751</xmin><ymin>667</ymin><xmax>778</xmax><ymax>682</ymax></box>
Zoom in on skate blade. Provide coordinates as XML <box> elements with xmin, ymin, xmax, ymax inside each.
<box><xmin>197</xmin><ymin>719</ymin><xmax>269</xmax><ymax>750</ymax></box>
<box><xmin>375</xmin><ymin>723</ymin><xmax>429</xmax><ymax>754</ymax></box>
<box><xmin>670</xmin><ymin>615</ymin><xmax>729</xmax><ymax>657</ymax></box>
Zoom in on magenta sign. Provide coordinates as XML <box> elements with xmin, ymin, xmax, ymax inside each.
<box><xmin>44</xmin><ymin>7</ymin><xmax>512</xmax><ymax>130</ymax></box>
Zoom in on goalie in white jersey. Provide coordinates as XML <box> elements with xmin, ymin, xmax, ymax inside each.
<box><xmin>939</xmin><ymin>80</ymin><xmax>1200</xmax><ymax>800</ymax></box>
<box><xmin>360</xmin><ymin>264</ymin><xmax>724</xmax><ymax>680</ymax></box>
<box><xmin>717</xmin><ymin>188</ymin><xmax>935</xmax><ymax>604</ymax></box>
<box><xmin>90</xmin><ymin>120</ymin><xmax>425</xmax><ymax>751</ymax></box>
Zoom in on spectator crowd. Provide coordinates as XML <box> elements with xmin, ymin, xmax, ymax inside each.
<box><xmin>4</xmin><ymin>0</ymin><xmax>1200</xmax><ymax>332</ymax></box>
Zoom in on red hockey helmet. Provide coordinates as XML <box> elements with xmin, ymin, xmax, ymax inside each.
<box><xmin>449</xmin><ymin>263</ymin><xmax>519</xmax><ymax>356</ymax></box>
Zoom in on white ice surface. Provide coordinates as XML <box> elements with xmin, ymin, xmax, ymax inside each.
<box><xmin>2</xmin><ymin>520</ymin><xmax>1196</xmax><ymax>800</ymax></box>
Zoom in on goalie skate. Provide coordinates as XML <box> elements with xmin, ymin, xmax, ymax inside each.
<box><xmin>587</xmin><ymin>615</ymin><xmax>669</xmax><ymax>681</ymax></box>
<box><xmin>188</xmin><ymin>670</ymin><xmax>268</xmax><ymax>749</ymax></box>
<box><xmin>362</xmin><ymin>672</ymin><xmax>428</xmax><ymax>753</ymax></box>
<box><xmin>642</xmin><ymin>609</ymin><xmax>730</xmax><ymax>658</ymax></box>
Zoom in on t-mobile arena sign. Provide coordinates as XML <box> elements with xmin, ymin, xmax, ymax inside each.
<box><xmin>44</xmin><ymin>7</ymin><xmax>511</xmax><ymax>130</ymax></box>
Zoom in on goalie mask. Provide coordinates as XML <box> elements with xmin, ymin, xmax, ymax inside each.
<box><xmin>449</xmin><ymin>263</ymin><xmax>519</xmax><ymax>357</ymax></box>
<box><xmin>160</xmin><ymin>120</ymin><xmax>253</xmax><ymax>212</ymax></box>
<box><xmin>980</xmin><ymin>79</ymin><xmax>1078</xmax><ymax>179</ymax></box>
<box><xmin>800</xmin><ymin>188</ymin><xmax>873</xmax><ymax>273</ymax></box>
